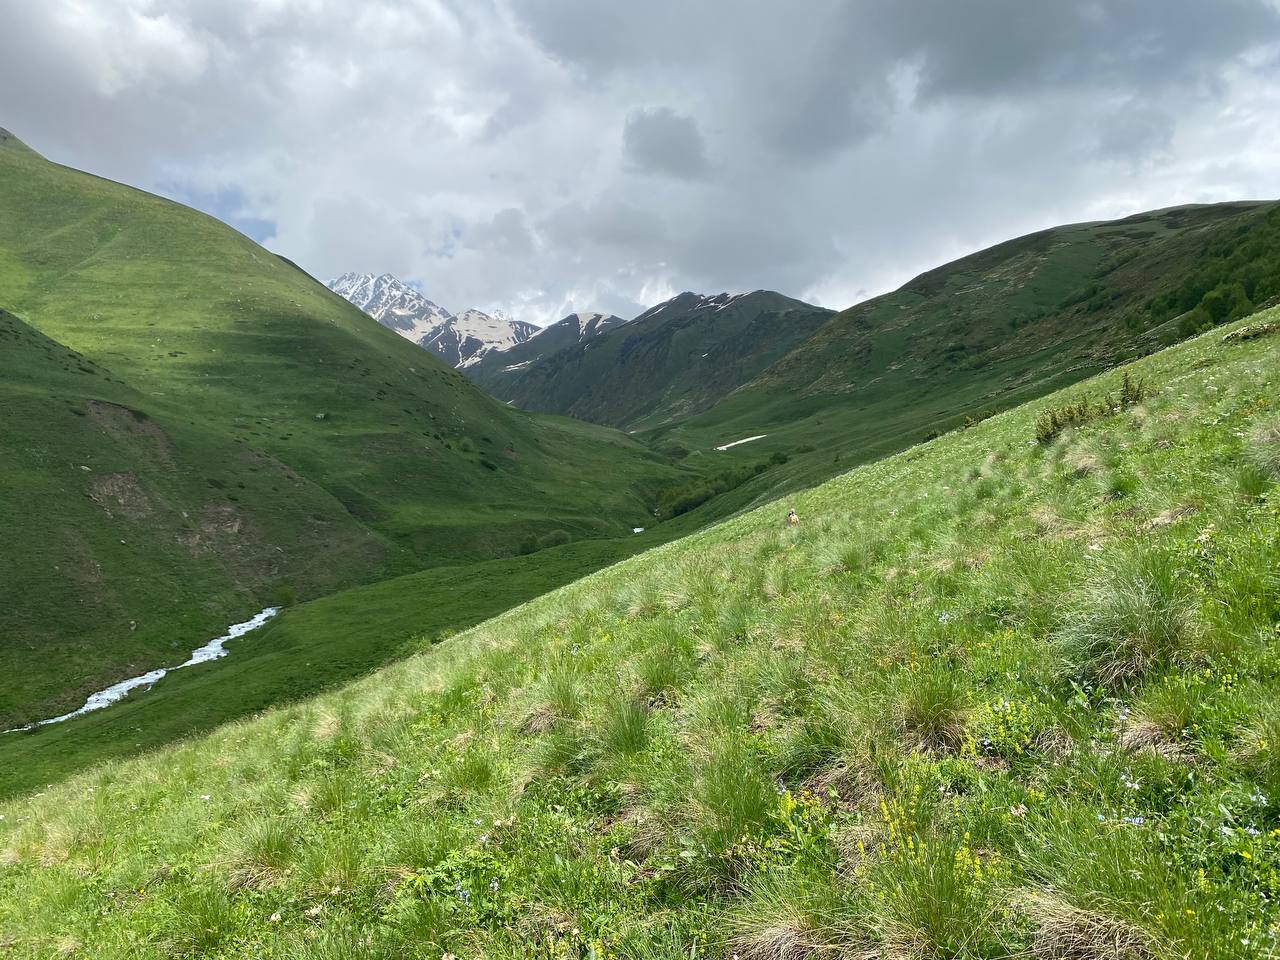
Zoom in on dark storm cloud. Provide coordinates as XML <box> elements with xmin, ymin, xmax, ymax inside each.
<box><xmin>1</xmin><ymin>1</ymin><xmax>1278</xmax><ymax>323</ymax></box>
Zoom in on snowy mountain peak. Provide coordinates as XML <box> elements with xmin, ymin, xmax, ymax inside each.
<box><xmin>555</xmin><ymin>311</ymin><xmax>627</xmax><ymax>340</ymax></box>
<box><xmin>450</xmin><ymin>309</ymin><xmax>540</xmax><ymax>367</ymax></box>
<box><xmin>326</xmin><ymin>272</ymin><xmax>537</xmax><ymax>369</ymax></box>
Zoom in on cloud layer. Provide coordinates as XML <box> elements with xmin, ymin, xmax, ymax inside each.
<box><xmin>3</xmin><ymin>0</ymin><xmax>1279</xmax><ymax>323</ymax></box>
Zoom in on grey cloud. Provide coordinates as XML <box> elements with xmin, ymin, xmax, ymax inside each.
<box><xmin>2</xmin><ymin>1</ymin><xmax>1279</xmax><ymax>327</ymax></box>
<box><xmin>623</xmin><ymin>107</ymin><xmax>710</xmax><ymax>179</ymax></box>
<box><xmin>467</xmin><ymin>207</ymin><xmax>537</xmax><ymax>257</ymax></box>
<box><xmin>870</xmin><ymin>0</ymin><xmax>1280</xmax><ymax>100</ymax></box>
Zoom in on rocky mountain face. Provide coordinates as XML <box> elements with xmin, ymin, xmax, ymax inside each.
<box><xmin>326</xmin><ymin>272</ymin><xmax>538</xmax><ymax>367</ymax></box>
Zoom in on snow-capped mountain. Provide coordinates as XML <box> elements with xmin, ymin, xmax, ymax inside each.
<box><xmin>326</xmin><ymin>272</ymin><xmax>538</xmax><ymax>369</ymax></box>
<box><xmin>426</xmin><ymin>310</ymin><xmax>541</xmax><ymax>368</ymax></box>
<box><xmin>463</xmin><ymin>310</ymin><xmax>627</xmax><ymax>388</ymax></box>
<box><xmin>327</xmin><ymin>272</ymin><xmax>452</xmax><ymax>343</ymax></box>
<box><xmin>630</xmin><ymin>291</ymin><xmax>753</xmax><ymax>324</ymax></box>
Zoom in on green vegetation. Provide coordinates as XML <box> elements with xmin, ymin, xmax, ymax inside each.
<box><xmin>0</xmin><ymin>131</ymin><xmax>689</xmax><ymax>728</ymax></box>
<box><xmin>3</xmin><ymin>309</ymin><xmax>1277</xmax><ymax>958</ymax></box>
<box><xmin>1143</xmin><ymin>205</ymin><xmax>1280</xmax><ymax>336</ymax></box>
<box><xmin>655</xmin><ymin>452</ymin><xmax>789</xmax><ymax>518</ymax></box>
<box><xmin>642</xmin><ymin>201</ymin><xmax>1280</xmax><ymax>522</ymax></box>
<box><xmin>0</xmin><ymin>523</ymin><xmax>710</xmax><ymax>798</ymax></box>
<box><xmin>1034</xmin><ymin>371</ymin><xmax>1148</xmax><ymax>443</ymax></box>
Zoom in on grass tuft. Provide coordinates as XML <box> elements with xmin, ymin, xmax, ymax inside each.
<box><xmin>1056</xmin><ymin>543</ymin><xmax>1199</xmax><ymax>686</ymax></box>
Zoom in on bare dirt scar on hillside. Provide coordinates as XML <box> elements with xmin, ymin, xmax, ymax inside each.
<box><xmin>88</xmin><ymin>472</ymin><xmax>153</xmax><ymax>519</ymax></box>
<box><xmin>86</xmin><ymin>400</ymin><xmax>174</xmax><ymax>465</ymax></box>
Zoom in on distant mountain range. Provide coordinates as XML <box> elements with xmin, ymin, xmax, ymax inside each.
<box><xmin>467</xmin><ymin>290</ymin><xmax>836</xmax><ymax>430</ymax></box>
<box><xmin>326</xmin><ymin>272</ymin><xmax>539</xmax><ymax>367</ymax></box>
<box><xmin>465</xmin><ymin>310</ymin><xmax>625</xmax><ymax>379</ymax></box>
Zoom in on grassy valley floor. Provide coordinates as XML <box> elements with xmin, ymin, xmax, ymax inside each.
<box><xmin>1</xmin><ymin>310</ymin><xmax>1279</xmax><ymax>958</ymax></box>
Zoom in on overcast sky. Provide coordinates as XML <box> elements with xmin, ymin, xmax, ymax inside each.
<box><xmin>3</xmin><ymin>1</ymin><xmax>1280</xmax><ymax>325</ymax></box>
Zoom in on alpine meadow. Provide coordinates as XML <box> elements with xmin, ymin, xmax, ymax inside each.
<box><xmin>3</xmin><ymin>3</ymin><xmax>1280</xmax><ymax>958</ymax></box>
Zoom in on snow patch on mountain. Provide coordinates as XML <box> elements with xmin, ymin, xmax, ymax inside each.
<box><xmin>326</xmin><ymin>272</ymin><xmax>537</xmax><ymax>369</ymax></box>
<box><xmin>632</xmin><ymin>291</ymin><xmax>758</xmax><ymax>325</ymax></box>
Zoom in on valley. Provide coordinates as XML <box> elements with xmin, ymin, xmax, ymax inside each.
<box><xmin>4</xmin><ymin>121</ymin><xmax>1278</xmax><ymax>797</ymax></box>
<box><xmin>3</xmin><ymin>309</ymin><xmax>1277</xmax><ymax>957</ymax></box>
<box><xmin>4</xmin><ymin>5</ymin><xmax>1280</xmax><ymax>956</ymax></box>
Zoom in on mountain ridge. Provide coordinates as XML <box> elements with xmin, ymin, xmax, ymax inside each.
<box><xmin>470</xmin><ymin>289</ymin><xmax>836</xmax><ymax>429</ymax></box>
<box><xmin>326</xmin><ymin>271</ymin><xmax>540</xmax><ymax>367</ymax></box>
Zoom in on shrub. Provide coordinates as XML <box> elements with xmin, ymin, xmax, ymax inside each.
<box><xmin>685</xmin><ymin>735</ymin><xmax>778</xmax><ymax>872</ymax></box>
<box><xmin>1035</xmin><ymin>372</ymin><xmax>1149</xmax><ymax>444</ymax></box>
<box><xmin>870</xmin><ymin>831</ymin><xmax>1012</xmax><ymax>958</ymax></box>
<box><xmin>1222</xmin><ymin>319</ymin><xmax>1279</xmax><ymax>344</ymax></box>
<box><xmin>598</xmin><ymin>697</ymin><xmax>651</xmax><ymax>758</ymax></box>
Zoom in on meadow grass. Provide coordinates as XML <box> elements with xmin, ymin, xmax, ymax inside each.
<box><xmin>1</xmin><ymin>310</ymin><xmax>1278</xmax><ymax>957</ymax></box>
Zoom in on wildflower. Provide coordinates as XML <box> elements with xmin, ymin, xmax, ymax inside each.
<box><xmin>1122</xmin><ymin>816</ymin><xmax>1145</xmax><ymax>826</ymax></box>
<box><xmin>1250</xmin><ymin>791</ymin><xmax>1268</xmax><ymax>805</ymax></box>
<box><xmin>489</xmin><ymin>878</ymin><xmax>499</xmax><ymax>893</ymax></box>
<box><xmin>937</xmin><ymin>611</ymin><xmax>954</xmax><ymax>624</ymax></box>
<box><xmin>269</xmin><ymin>912</ymin><xmax>281</xmax><ymax>923</ymax></box>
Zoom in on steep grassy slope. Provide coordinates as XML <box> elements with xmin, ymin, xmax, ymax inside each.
<box><xmin>472</xmin><ymin>291</ymin><xmax>835</xmax><ymax>430</ymax></box>
<box><xmin>0</xmin><ymin>131</ymin><xmax>686</xmax><ymax>726</ymax></box>
<box><xmin>0</xmin><ymin>501</ymin><xmax>718</xmax><ymax>798</ymax></box>
<box><xmin>648</xmin><ymin>201</ymin><xmax>1280</xmax><ymax>513</ymax></box>
<box><xmin>0</xmin><ymin>308</ymin><xmax>391</xmax><ymax>726</ymax></box>
<box><xmin>2</xmin><ymin>311</ymin><xmax>1277</xmax><ymax>958</ymax></box>
<box><xmin>0</xmin><ymin>131</ymin><xmax>677</xmax><ymax>559</ymax></box>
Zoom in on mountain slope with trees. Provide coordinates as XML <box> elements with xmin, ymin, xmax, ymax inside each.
<box><xmin>644</xmin><ymin>201</ymin><xmax>1280</xmax><ymax>514</ymax></box>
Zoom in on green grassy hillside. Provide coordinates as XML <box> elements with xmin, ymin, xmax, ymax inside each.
<box><xmin>470</xmin><ymin>291</ymin><xmax>835</xmax><ymax>430</ymax></box>
<box><xmin>0</xmin><ymin>503</ymin><xmax>718</xmax><ymax>799</ymax></box>
<box><xmin>0</xmin><ymin>308</ymin><xmax>394</xmax><ymax>727</ymax></box>
<box><xmin>0</xmin><ymin>131</ymin><xmax>688</xmax><ymax>727</ymax></box>
<box><xmin>647</xmin><ymin>201</ymin><xmax>1280</xmax><ymax>519</ymax></box>
<box><xmin>2</xmin><ymin>310</ymin><xmax>1276</xmax><ymax>958</ymax></box>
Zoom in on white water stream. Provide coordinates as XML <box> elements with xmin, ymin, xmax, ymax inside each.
<box><xmin>714</xmin><ymin>434</ymin><xmax>768</xmax><ymax>451</ymax></box>
<box><xmin>4</xmin><ymin>607</ymin><xmax>279</xmax><ymax>733</ymax></box>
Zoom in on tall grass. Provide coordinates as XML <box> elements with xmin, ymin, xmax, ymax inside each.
<box><xmin>1056</xmin><ymin>543</ymin><xmax>1200</xmax><ymax>686</ymax></box>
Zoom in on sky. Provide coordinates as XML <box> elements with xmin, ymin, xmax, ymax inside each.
<box><xmin>2</xmin><ymin>0</ymin><xmax>1280</xmax><ymax>326</ymax></box>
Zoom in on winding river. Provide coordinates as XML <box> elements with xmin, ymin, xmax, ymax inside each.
<box><xmin>4</xmin><ymin>607</ymin><xmax>279</xmax><ymax>733</ymax></box>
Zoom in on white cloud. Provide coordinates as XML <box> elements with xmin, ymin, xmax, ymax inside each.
<box><xmin>2</xmin><ymin>1</ymin><xmax>1278</xmax><ymax>326</ymax></box>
